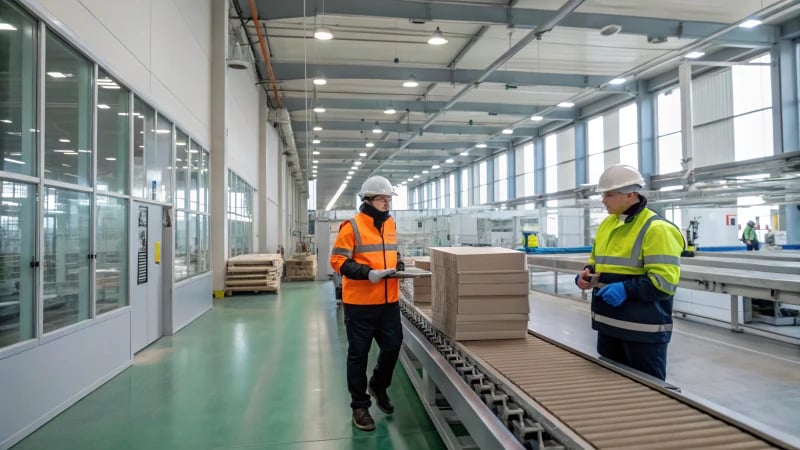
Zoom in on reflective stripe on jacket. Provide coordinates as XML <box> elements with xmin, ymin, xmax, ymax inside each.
<box><xmin>589</xmin><ymin>208</ymin><xmax>684</xmax><ymax>343</ymax></box>
<box><xmin>330</xmin><ymin>212</ymin><xmax>399</xmax><ymax>305</ymax></box>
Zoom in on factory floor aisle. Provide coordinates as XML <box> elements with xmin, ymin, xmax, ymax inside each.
<box><xmin>529</xmin><ymin>291</ymin><xmax>800</xmax><ymax>444</ymax></box>
<box><xmin>13</xmin><ymin>281</ymin><xmax>445</xmax><ymax>450</ymax></box>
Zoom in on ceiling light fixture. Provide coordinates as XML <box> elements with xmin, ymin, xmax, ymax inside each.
<box><xmin>359</xmin><ymin>152</ymin><xmax>367</xmax><ymax>157</ymax></box>
<box><xmin>445</xmin><ymin>158</ymin><xmax>454</xmax><ymax>163</ymax></box>
<box><xmin>365</xmin><ymin>142</ymin><xmax>375</xmax><ymax>148</ymax></box>
<box><xmin>312</xmin><ymin>139</ymin><xmax>321</xmax><ymax>144</ymax></box>
<box><xmin>432</xmin><ymin>165</ymin><xmax>440</xmax><ymax>169</ymax></box>
<box><xmin>476</xmin><ymin>143</ymin><xmax>487</xmax><ymax>148</ymax></box>
<box><xmin>384</xmin><ymin>108</ymin><xmax>396</xmax><ymax>114</ymax></box>
<box><xmin>501</xmin><ymin>128</ymin><xmax>514</xmax><ymax>135</ymax></box>
<box><xmin>403</xmin><ymin>76</ymin><xmax>419</xmax><ymax>88</ymax></box>
<box><xmin>460</xmin><ymin>151</ymin><xmax>469</xmax><ymax>156</ymax></box>
<box><xmin>422</xmin><ymin>170</ymin><xmax>429</xmax><ymax>174</ymax></box>
<box><xmin>314</xmin><ymin>27</ymin><xmax>333</xmax><ymax>40</ymax></box>
<box><xmin>557</xmin><ymin>102</ymin><xmax>574</xmax><ymax>108</ymax></box>
<box><xmin>313</xmin><ymin>106</ymin><xmax>326</xmax><ymax>113</ymax></box>
<box><xmin>313</xmin><ymin>126</ymin><xmax>322</xmax><ymax>131</ymax></box>
<box><xmin>685</xmin><ymin>51</ymin><xmax>705</xmax><ymax>59</ymax></box>
<box><xmin>427</xmin><ymin>27</ymin><xmax>448</xmax><ymax>45</ymax></box>
<box><xmin>313</xmin><ymin>75</ymin><xmax>327</xmax><ymax>85</ymax></box>
<box><xmin>372</xmin><ymin>122</ymin><xmax>382</xmax><ymax>133</ymax></box>
<box><xmin>609</xmin><ymin>78</ymin><xmax>627</xmax><ymax>85</ymax></box>
<box><xmin>739</xmin><ymin>19</ymin><xmax>762</xmax><ymax>29</ymax></box>
<box><xmin>312</xmin><ymin>151</ymin><xmax>320</xmax><ymax>155</ymax></box>
<box><xmin>313</xmin><ymin>160</ymin><xmax>319</xmax><ymax>164</ymax></box>
<box><xmin>530</xmin><ymin>115</ymin><xmax>544</xmax><ymax>121</ymax></box>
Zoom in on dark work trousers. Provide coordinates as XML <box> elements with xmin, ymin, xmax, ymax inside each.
<box><xmin>597</xmin><ymin>332</ymin><xmax>668</xmax><ymax>380</ymax></box>
<box><xmin>343</xmin><ymin>301</ymin><xmax>403</xmax><ymax>409</ymax></box>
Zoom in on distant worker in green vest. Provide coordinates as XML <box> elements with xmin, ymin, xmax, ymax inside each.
<box><xmin>575</xmin><ymin>165</ymin><xmax>685</xmax><ymax>381</ymax></box>
<box><xmin>741</xmin><ymin>220</ymin><xmax>759</xmax><ymax>251</ymax></box>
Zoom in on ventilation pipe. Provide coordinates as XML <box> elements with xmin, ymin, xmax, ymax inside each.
<box><xmin>269</xmin><ymin>108</ymin><xmax>304</xmax><ymax>184</ymax></box>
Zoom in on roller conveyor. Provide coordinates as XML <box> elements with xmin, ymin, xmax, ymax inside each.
<box><xmin>400</xmin><ymin>301</ymin><xmax>798</xmax><ymax>450</ymax></box>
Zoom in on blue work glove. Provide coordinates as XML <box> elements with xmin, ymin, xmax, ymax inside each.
<box><xmin>597</xmin><ymin>282</ymin><xmax>627</xmax><ymax>307</ymax></box>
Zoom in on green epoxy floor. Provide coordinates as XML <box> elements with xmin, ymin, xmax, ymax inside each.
<box><xmin>14</xmin><ymin>281</ymin><xmax>445</xmax><ymax>450</ymax></box>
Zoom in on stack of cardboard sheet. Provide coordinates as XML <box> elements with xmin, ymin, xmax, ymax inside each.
<box><xmin>285</xmin><ymin>253</ymin><xmax>317</xmax><ymax>281</ymax></box>
<box><xmin>430</xmin><ymin>247</ymin><xmax>529</xmax><ymax>340</ymax></box>
<box><xmin>412</xmin><ymin>256</ymin><xmax>432</xmax><ymax>304</ymax></box>
<box><xmin>225</xmin><ymin>253</ymin><xmax>283</xmax><ymax>295</ymax></box>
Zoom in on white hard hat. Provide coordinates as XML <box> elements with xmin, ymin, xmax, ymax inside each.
<box><xmin>358</xmin><ymin>175</ymin><xmax>397</xmax><ymax>198</ymax></box>
<box><xmin>596</xmin><ymin>164</ymin><xmax>645</xmax><ymax>193</ymax></box>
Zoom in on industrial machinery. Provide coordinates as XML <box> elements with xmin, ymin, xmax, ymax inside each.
<box><xmin>682</xmin><ymin>218</ymin><xmax>700</xmax><ymax>257</ymax></box>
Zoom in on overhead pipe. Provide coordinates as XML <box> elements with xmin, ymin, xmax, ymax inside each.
<box><xmin>248</xmin><ymin>0</ymin><xmax>282</xmax><ymax>109</ymax></box>
<box><xmin>371</xmin><ymin>0</ymin><xmax>585</xmax><ymax>175</ymax></box>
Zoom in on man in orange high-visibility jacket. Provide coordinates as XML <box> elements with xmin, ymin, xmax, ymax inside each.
<box><xmin>330</xmin><ymin>175</ymin><xmax>401</xmax><ymax>432</ymax></box>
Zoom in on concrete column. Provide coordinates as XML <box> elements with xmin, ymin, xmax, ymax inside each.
<box><xmin>209</xmin><ymin>0</ymin><xmax>228</xmax><ymax>291</ymax></box>
<box><xmin>534</xmin><ymin>136</ymin><xmax>545</xmax><ymax>195</ymax></box>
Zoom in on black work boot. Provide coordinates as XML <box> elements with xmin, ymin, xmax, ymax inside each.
<box><xmin>368</xmin><ymin>386</ymin><xmax>395</xmax><ymax>414</ymax></box>
<box><xmin>352</xmin><ymin>407</ymin><xmax>375</xmax><ymax>431</ymax></box>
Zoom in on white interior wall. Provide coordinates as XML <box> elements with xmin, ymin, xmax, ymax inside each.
<box><xmin>684</xmin><ymin>207</ymin><xmax>740</xmax><ymax>247</ymax></box>
<box><xmin>30</xmin><ymin>0</ymin><xmax>213</xmax><ymax>144</ymax></box>
<box><xmin>265</xmin><ymin>124</ymin><xmax>281</xmax><ymax>252</ymax></box>
<box><xmin>1</xmin><ymin>3</ymin><xmax>216</xmax><ymax>448</ymax></box>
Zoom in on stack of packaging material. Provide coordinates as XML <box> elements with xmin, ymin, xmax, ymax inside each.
<box><xmin>398</xmin><ymin>257</ymin><xmax>417</xmax><ymax>303</ymax></box>
<box><xmin>285</xmin><ymin>253</ymin><xmax>317</xmax><ymax>281</ymax></box>
<box><xmin>429</xmin><ymin>247</ymin><xmax>529</xmax><ymax>340</ymax></box>
<box><xmin>412</xmin><ymin>256</ymin><xmax>432</xmax><ymax>305</ymax></box>
<box><xmin>225</xmin><ymin>253</ymin><xmax>283</xmax><ymax>295</ymax></box>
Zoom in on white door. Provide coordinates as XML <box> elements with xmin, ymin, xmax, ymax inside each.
<box><xmin>131</xmin><ymin>203</ymin><xmax>163</xmax><ymax>353</ymax></box>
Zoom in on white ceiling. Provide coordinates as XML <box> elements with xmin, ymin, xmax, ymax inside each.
<box><xmin>233</xmin><ymin>0</ymin><xmax>797</xmax><ymax>209</ymax></box>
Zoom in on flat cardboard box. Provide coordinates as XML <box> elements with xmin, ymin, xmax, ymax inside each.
<box><xmin>452</xmin><ymin>329</ymin><xmax>528</xmax><ymax>340</ymax></box>
<box><xmin>430</xmin><ymin>247</ymin><xmax>526</xmax><ymax>272</ymax></box>
<box><xmin>456</xmin><ymin>282</ymin><xmax>529</xmax><ymax>297</ymax></box>
<box><xmin>456</xmin><ymin>296</ymin><xmax>530</xmax><ymax>314</ymax></box>
<box><xmin>456</xmin><ymin>270</ymin><xmax>529</xmax><ymax>284</ymax></box>
<box><xmin>413</xmin><ymin>257</ymin><xmax>431</xmax><ymax>270</ymax></box>
<box><xmin>455</xmin><ymin>313</ymin><xmax>529</xmax><ymax>323</ymax></box>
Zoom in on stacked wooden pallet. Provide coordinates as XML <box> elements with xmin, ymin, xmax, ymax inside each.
<box><xmin>225</xmin><ymin>253</ymin><xmax>283</xmax><ymax>295</ymax></box>
<box><xmin>430</xmin><ymin>247</ymin><xmax>529</xmax><ymax>341</ymax></box>
<box><xmin>285</xmin><ymin>253</ymin><xmax>317</xmax><ymax>281</ymax></box>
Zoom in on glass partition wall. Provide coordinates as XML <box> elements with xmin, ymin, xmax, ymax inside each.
<box><xmin>0</xmin><ymin>2</ymin><xmax>211</xmax><ymax>350</ymax></box>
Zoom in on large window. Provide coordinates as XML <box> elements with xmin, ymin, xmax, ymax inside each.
<box><xmin>478</xmin><ymin>161</ymin><xmax>488</xmax><ymax>204</ymax></box>
<box><xmin>448</xmin><ymin>173</ymin><xmax>456</xmax><ymax>208</ymax></box>
<box><xmin>228</xmin><ymin>170</ymin><xmax>253</xmax><ymax>257</ymax></box>
<box><xmin>0</xmin><ymin>0</ymin><xmax>37</xmax><ymax>176</ymax></box>
<box><xmin>96</xmin><ymin>70</ymin><xmax>129</xmax><ymax>194</ymax></box>
<box><xmin>515</xmin><ymin>143</ymin><xmax>534</xmax><ymax>199</ymax></box>
<box><xmin>0</xmin><ymin>180</ymin><xmax>36</xmax><ymax>347</ymax></box>
<box><xmin>732</xmin><ymin>54</ymin><xmax>773</xmax><ymax>160</ymax></box>
<box><xmin>132</xmin><ymin>98</ymin><xmax>155</xmax><ymax>199</ymax></box>
<box><xmin>176</xmin><ymin>138</ymin><xmax>210</xmax><ymax>280</ymax></box>
<box><xmin>545</xmin><ymin>134</ymin><xmax>558</xmax><ymax>193</ymax></box>
<box><xmin>494</xmin><ymin>152</ymin><xmax>508</xmax><ymax>202</ymax></box>
<box><xmin>44</xmin><ymin>33</ymin><xmax>93</xmax><ymax>187</ymax></box>
<box><xmin>656</xmin><ymin>88</ymin><xmax>683</xmax><ymax>174</ymax></box>
<box><xmin>95</xmin><ymin>195</ymin><xmax>128</xmax><ymax>315</ymax></box>
<box><xmin>42</xmin><ymin>188</ymin><xmax>91</xmax><ymax>333</ymax></box>
<box><xmin>587</xmin><ymin>103</ymin><xmax>639</xmax><ymax>184</ymax></box>
<box><xmin>459</xmin><ymin>168</ymin><xmax>468</xmax><ymax>207</ymax></box>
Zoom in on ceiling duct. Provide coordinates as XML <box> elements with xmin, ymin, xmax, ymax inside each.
<box><xmin>268</xmin><ymin>108</ymin><xmax>304</xmax><ymax>184</ymax></box>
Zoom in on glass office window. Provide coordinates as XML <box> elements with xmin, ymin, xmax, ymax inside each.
<box><xmin>132</xmin><ymin>98</ymin><xmax>154</xmax><ymax>199</ymax></box>
<box><xmin>96</xmin><ymin>70</ymin><xmax>129</xmax><ymax>194</ymax></box>
<box><xmin>175</xmin><ymin>210</ymin><xmax>188</xmax><ymax>280</ymax></box>
<box><xmin>187</xmin><ymin>212</ymin><xmax>198</xmax><ymax>276</ymax></box>
<box><xmin>189</xmin><ymin>139</ymin><xmax>200</xmax><ymax>210</ymax></box>
<box><xmin>44</xmin><ymin>33</ymin><xmax>92</xmax><ymax>186</ymax></box>
<box><xmin>0</xmin><ymin>180</ymin><xmax>36</xmax><ymax>348</ymax></box>
<box><xmin>175</xmin><ymin>129</ymin><xmax>189</xmax><ymax>210</ymax></box>
<box><xmin>95</xmin><ymin>195</ymin><xmax>128</xmax><ymax>314</ymax></box>
<box><xmin>42</xmin><ymin>187</ymin><xmax>90</xmax><ymax>333</ymax></box>
<box><xmin>149</xmin><ymin>114</ymin><xmax>172</xmax><ymax>202</ymax></box>
<box><xmin>199</xmin><ymin>214</ymin><xmax>210</xmax><ymax>273</ymax></box>
<box><xmin>227</xmin><ymin>170</ymin><xmax>253</xmax><ymax>257</ymax></box>
<box><xmin>200</xmin><ymin>147</ymin><xmax>209</xmax><ymax>213</ymax></box>
<box><xmin>0</xmin><ymin>1</ymin><xmax>37</xmax><ymax>176</ymax></box>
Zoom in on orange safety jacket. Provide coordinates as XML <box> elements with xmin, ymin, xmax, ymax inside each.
<box><xmin>330</xmin><ymin>212</ymin><xmax>399</xmax><ymax>305</ymax></box>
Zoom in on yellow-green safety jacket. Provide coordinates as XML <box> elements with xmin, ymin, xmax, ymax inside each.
<box><xmin>589</xmin><ymin>198</ymin><xmax>684</xmax><ymax>343</ymax></box>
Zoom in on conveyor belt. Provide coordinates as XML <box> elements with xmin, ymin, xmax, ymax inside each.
<box><xmin>404</xmin><ymin>302</ymin><xmax>794</xmax><ymax>450</ymax></box>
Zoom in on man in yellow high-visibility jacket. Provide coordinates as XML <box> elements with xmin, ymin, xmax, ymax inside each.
<box><xmin>330</xmin><ymin>175</ymin><xmax>401</xmax><ymax>432</ymax></box>
<box><xmin>576</xmin><ymin>165</ymin><xmax>684</xmax><ymax>380</ymax></box>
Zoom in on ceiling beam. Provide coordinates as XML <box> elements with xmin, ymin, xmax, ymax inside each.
<box><xmin>281</xmin><ymin>97</ymin><xmax>578</xmax><ymax>118</ymax></box>
<box><xmin>293</xmin><ymin>120</ymin><xmax>540</xmax><ymax>136</ymax></box>
<box><xmin>296</xmin><ymin>140</ymin><xmax>510</xmax><ymax>150</ymax></box>
<box><xmin>248</xmin><ymin>0</ymin><xmax>777</xmax><ymax>45</ymax></box>
<box><xmin>271</xmin><ymin>62</ymin><xmax>613</xmax><ymax>89</ymax></box>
